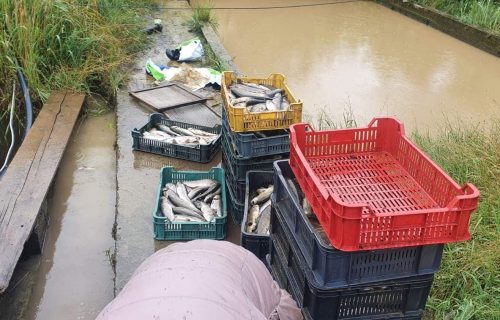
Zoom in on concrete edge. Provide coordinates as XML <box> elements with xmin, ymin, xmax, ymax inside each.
<box><xmin>377</xmin><ymin>0</ymin><xmax>500</xmax><ymax>57</ymax></box>
<box><xmin>201</xmin><ymin>25</ymin><xmax>241</xmax><ymax>75</ymax></box>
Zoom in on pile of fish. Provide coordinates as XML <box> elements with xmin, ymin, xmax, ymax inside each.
<box><xmin>142</xmin><ymin>124</ymin><xmax>219</xmax><ymax>148</ymax></box>
<box><xmin>160</xmin><ymin>179</ymin><xmax>221</xmax><ymax>223</ymax></box>
<box><xmin>245</xmin><ymin>185</ymin><xmax>274</xmax><ymax>235</ymax></box>
<box><xmin>228</xmin><ymin>81</ymin><xmax>290</xmax><ymax>113</ymax></box>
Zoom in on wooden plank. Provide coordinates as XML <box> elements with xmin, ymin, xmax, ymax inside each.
<box><xmin>0</xmin><ymin>92</ymin><xmax>85</xmax><ymax>293</ymax></box>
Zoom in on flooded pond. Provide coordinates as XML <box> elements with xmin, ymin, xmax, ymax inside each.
<box><xmin>206</xmin><ymin>0</ymin><xmax>500</xmax><ymax>131</ymax></box>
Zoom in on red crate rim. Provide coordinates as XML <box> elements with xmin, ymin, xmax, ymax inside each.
<box><xmin>289</xmin><ymin>117</ymin><xmax>479</xmax><ymax>218</ymax></box>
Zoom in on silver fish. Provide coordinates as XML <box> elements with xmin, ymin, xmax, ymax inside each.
<box><xmin>150</xmin><ymin>128</ymin><xmax>171</xmax><ymax>138</ymax></box>
<box><xmin>160</xmin><ymin>197</ymin><xmax>175</xmax><ymax>222</ymax></box>
<box><xmin>251</xmin><ymin>185</ymin><xmax>274</xmax><ymax>205</ymax></box>
<box><xmin>188</xmin><ymin>186</ymin><xmax>207</xmax><ymax>199</ymax></box>
<box><xmin>272</xmin><ymin>93</ymin><xmax>283</xmax><ymax>110</ymax></box>
<box><xmin>170</xmin><ymin>126</ymin><xmax>195</xmax><ymax>136</ymax></box>
<box><xmin>281</xmin><ymin>99</ymin><xmax>290</xmax><ymax>111</ymax></box>
<box><xmin>246</xmin><ymin>205</ymin><xmax>261</xmax><ymax>233</ymax></box>
<box><xmin>163</xmin><ymin>183</ymin><xmax>177</xmax><ymax>194</ymax></box>
<box><xmin>260</xmin><ymin>199</ymin><xmax>271</xmax><ymax>214</ymax></box>
<box><xmin>172</xmin><ymin>206</ymin><xmax>205</xmax><ymax>220</ymax></box>
<box><xmin>194</xmin><ymin>200</ymin><xmax>215</xmax><ymax>222</ymax></box>
<box><xmin>256</xmin><ymin>204</ymin><xmax>271</xmax><ymax>235</ymax></box>
<box><xmin>265</xmin><ymin>100</ymin><xmax>278</xmax><ymax>111</ymax></box>
<box><xmin>204</xmin><ymin>187</ymin><xmax>220</xmax><ymax>203</ymax></box>
<box><xmin>167</xmin><ymin>190</ymin><xmax>201</xmax><ymax>214</ymax></box>
<box><xmin>183</xmin><ymin>179</ymin><xmax>217</xmax><ymax>189</ymax></box>
<box><xmin>193</xmin><ymin>183</ymin><xmax>220</xmax><ymax>201</ymax></box>
<box><xmin>188</xmin><ymin>128</ymin><xmax>218</xmax><ymax>137</ymax></box>
<box><xmin>210</xmin><ymin>195</ymin><xmax>221</xmax><ymax>217</ymax></box>
<box><xmin>230</xmin><ymin>84</ymin><xmax>270</xmax><ymax>100</ymax></box>
<box><xmin>173</xmin><ymin>214</ymin><xmax>205</xmax><ymax>223</ymax></box>
<box><xmin>157</xmin><ymin>124</ymin><xmax>180</xmax><ymax>136</ymax></box>
<box><xmin>249</xmin><ymin>104</ymin><xmax>267</xmax><ymax>113</ymax></box>
<box><xmin>266</xmin><ymin>88</ymin><xmax>284</xmax><ymax>97</ymax></box>
<box><xmin>176</xmin><ymin>182</ymin><xmax>191</xmax><ymax>203</ymax></box>
<box><xmin>143</xmin><ymin>131</ymin><xmax>167</xmax><ymax>141</ymax></box>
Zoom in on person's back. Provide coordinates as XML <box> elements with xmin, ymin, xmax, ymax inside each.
<box><xmin>97</xmin><ymin>240</ymin><xmax>301</xmax><ymax>320</ymax></box>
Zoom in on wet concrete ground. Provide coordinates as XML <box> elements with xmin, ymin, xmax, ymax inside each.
<box><xmin>114</xmin><ymin>0</ymin><xmax>239</xmax><ymax>293</ymax></box>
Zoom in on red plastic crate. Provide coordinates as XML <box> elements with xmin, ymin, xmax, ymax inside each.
<box><xmin>289</xmin><ymin>117</ymin><xmax>479</xmax><ymax>251</ymax></box>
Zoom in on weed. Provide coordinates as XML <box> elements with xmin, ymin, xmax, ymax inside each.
<box><xmin>188</xmin><ymin>1</ymin><xmax>219</xmax><ymax>33</ymax></box>
<box><xmin>416</xmin><ymin>0</ymin><xmax>500</xmax><ymax>34</ymax></box>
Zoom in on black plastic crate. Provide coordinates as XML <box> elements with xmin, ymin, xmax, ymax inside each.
<box><xmin>222</xmin><ymin>108</ymin><xmax>290</xmax><ymax>159</ymax></box>
<box><xmin>226</xmin><ymin>179</ymin><xmax>245</xmax><ymax>225</ymax></box>
<box><xmin>272</xmin><ymin>160</ymin><xmax>444</xmax><ymax>288</ymax></box>
<box><xmin>240</xmin><ymin>171</ymin><xmax>274</xmax><ymax>261</ymax></box>
<box><xmin>269</xmin><ymin>213</ymin><xmax>433</xmax><ymax>320</ymax></box>
<box><xmin>222</xmin><ymin>153</ymin><xmax>246</xmax><ymax>202</ymax></box>
<box><xmin>132</xmin><ymin>113</ymin><xmax>221</xmax><ymax>163</ymax></box>
<box><xmin>221</xmin><ymin>134</ymin><xmax>285</xmax><ymax>181</ymax></box>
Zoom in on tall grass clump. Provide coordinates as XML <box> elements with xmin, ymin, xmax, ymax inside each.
<box><xmin>188</xmin><ymin>1</ymin><xmax>218</xmax><ymax>33</ymax></box>
<box><xmin>416</xmin><ymin>0</ymin><xmax>500</xmax><ymax>34</ymax></box>
<box><xmin>0</xmin><ymin>0</ymin><xmax>149</xmax><ymax>133</ymax></box>
<box><xmin>413</xmin><ymin>121</ymin><xmax>500</xmax><ymax>319</ymax></box>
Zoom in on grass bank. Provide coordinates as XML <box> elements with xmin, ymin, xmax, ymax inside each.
<box><xmin>0</xmin><ymin>0</ymin><xmax>149</xmax><ymax>139</ymax></box>
<box><xmin>413</xmin><ymin>121</ymin><xmax>500</xmax><ymax>319</ymax></box>
<box><xmin>415</xmin><ymin>0</ymin><xmax>500</xmax><ymax>35</ymax></box>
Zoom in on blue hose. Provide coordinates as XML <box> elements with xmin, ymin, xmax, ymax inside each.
<box><xmin>16</xmin><ymin>68</ymin><xmax>33</xmax><ymax>137</ymax></box>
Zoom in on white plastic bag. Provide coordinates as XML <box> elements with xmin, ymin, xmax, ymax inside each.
<box><xmin>178</xmin><ymin>38</ymin><xmax>204</xmax><ymax>62</ymax></box>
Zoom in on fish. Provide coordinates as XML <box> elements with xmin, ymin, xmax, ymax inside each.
<box><xmin>210</xmin><ymin>195</ymin><xmax>221</xmax><ymax>217</ymax></box>
<box><xmin>157</xmin><ymin>124</ymin><xmax>180</xmax><ymax>136</ymax></box>
<box><xmin>172</xmin><ymin>206</ymin><xmax>205</xmax><ymax>220</ymax></box>
<box><xmin>163</xmin><ymin>183</ymin><xmax>177</xmax><ymax>194</ymax></box>
<box><xmin>231</xmin><ymin>84</ymin><xmax>270</xmax><ymax>100</ymax></box>
<box><xmin>173</xmin><ymin>214</ymin><xmax>206</xmax><ymax>223</ymax></box>
<box><xmin>170</xmin><ymin>126</ymin><xmax>196</xmax><ymax>136</ymax></box>
<box><xmin>203</xmin><ymin>187</ymin><xmax>220</xmax><ymax>203</ymax></box>
<box><xmin>188</xmin><ymin>186</ymin><xmax>207</xmax><ymax>199</ymax></box>
<box><xmin>272</xmin><ymin>93</ymin><xmax>283</xmax><ymax>110</ymax></box>
<box><xmin>176</xmin><ymin>182</ymin><xmax>191</xmax><ymax>203</ymax></box>
<box><xmin>167</xmin><ymin>190</ymin><xmax>202</xmax><ymax>214</ymax></box>
<box><xmin>143</xmin><ymin>131</ymin><xmax>167</xmax><ymax>141</ymax></box>
<box><xmin>265</xmin><ymin>100</ymin><xmax>278</xmax><ymax>111</ymax></box>
<box><xmin>256</xmin><ymin>204</ymin><xmax>271</xmax><ymax>235</ymax></box>
<box><xmin>188</xmin><ymin>128</ymin><xmax>217</xmax><ymax>137</ymax></box>
<box><xmin>150</xmin><ymin>128</ymin><xmax>171</xmax><ymax>138</ymax></box>
<box><xmin>251</xmin><ymin>185</ymin><xmax>274</xmax><ymax>205</ymax></box>
<box><xmin>303</xmin><ymin>197</ymin><xmax>313</xmax><ymax>216</ymax></box>
<box><xmin>194</xmin><ymin>200</ymin><xmax>216</xmax><ymax>222</ymax></box>
<box><xmin>248</xmin><ymin>104</ymin><xmax>267</xmax><ymax>113</ymax></box>
<box><xmin>193</xmin><ymin>182</ymin><xmax>220</xmax><ymax>201</ymax></box>
<box><xmin>183</xmin><ymin>179</ymin><xmax>218</xmax><ymax>189</ymax></box>
<box><xmin>259</xmin><ymin>199</ymin><xmax>271</xmax><ymax>214</ymax></box>
<box><xmin>228</xmin><ymin>81</ymin><xmax>291</xmax><ymax>113</ymax></box>
<box><xmin>160</xmin><ymin>196</ymin><xmax>175</xmax><ymax>222</ymax></box>
<box><xmin>246</xmin><ymin>204</ymin><xmax>261</xmax><ymax>233</ymax></box>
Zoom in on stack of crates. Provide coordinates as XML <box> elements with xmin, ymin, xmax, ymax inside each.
<box><xmin>221</xmin><ymin>71</ymin><xmax>302</xmax><ymax>224</ymax></box>
<box><xmin>268</xmin><ymin>118</ymin><xmax>479</xmax><ymax>320</ymax></box>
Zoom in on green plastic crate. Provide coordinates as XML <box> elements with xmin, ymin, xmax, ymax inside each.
<box><xmin>153</xmin><ymin>167</ymin><xmax>228</xmax><ymax>240</ymax></box>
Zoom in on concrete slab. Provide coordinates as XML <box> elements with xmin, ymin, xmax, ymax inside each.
<box><xmin>115</xmin><ymin>0</ymin><xmax>238</xmax><ymax>293</ymax></box>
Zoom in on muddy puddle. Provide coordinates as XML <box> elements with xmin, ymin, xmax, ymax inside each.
<box><xmin>24</xmin><ymin>113</ymin><xmax>116</xmax><ymax>320</ymax></box>
<box><xmin>204</xmin><ymin>0</ymin><xmax>500</xmax><ymax>131</ymax></box>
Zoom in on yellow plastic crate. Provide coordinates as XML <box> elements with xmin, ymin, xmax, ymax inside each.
<box><xmin>221</xmin><ymin>72</ymin><xmax>303</xmax><ymax>132</ymax></box>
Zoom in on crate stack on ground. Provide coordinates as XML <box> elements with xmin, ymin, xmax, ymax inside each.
<box><xmin>267</xmin><ymin>118</ymin><xmax>479</xmax><ymax>320</ymax></box>
<box><xmin>220</xmin><ymin>71</ymin><xmax>302</xmax><ymax>225</ymax></box>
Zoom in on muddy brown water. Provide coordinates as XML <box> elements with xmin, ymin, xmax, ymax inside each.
<box><xmin>24</xmin><ymin>113</ymin><xmax>116</xmax><ymax>320</ymax></box>
<box><xmin>204</xmin><ymin>0</ymin><xmax>500</xmax><ymax>131</ymax></box>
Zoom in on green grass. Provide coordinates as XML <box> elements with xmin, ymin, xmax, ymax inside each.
<box><xmin>413</xmin><ymin>121</ymin><xmax>500</xmax><ymax>320</ymax></box>
<box><xmin>0</xmin><ymin>0</ymin><xmax>149</xmax><ymax>140</ymax></box>
<box><xmin>188</xmin><ymin>1</ymin><xmax>219</xmax><ymax>33</ymax></box>
<box><xmin>415</xmin><ymin>0</ymin><xmax>500</xmax><ymax>34</ymax></box>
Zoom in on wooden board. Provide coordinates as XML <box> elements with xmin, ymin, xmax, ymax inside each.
<box><xmin>129</xmin><ymin>83</ymin><xmax>207</xmax><ymax>112</ymax></box>
<box><xmin>0</xmin><ymin>92</ymin><xmax>85</xmax><ymax>293</ymax></box>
